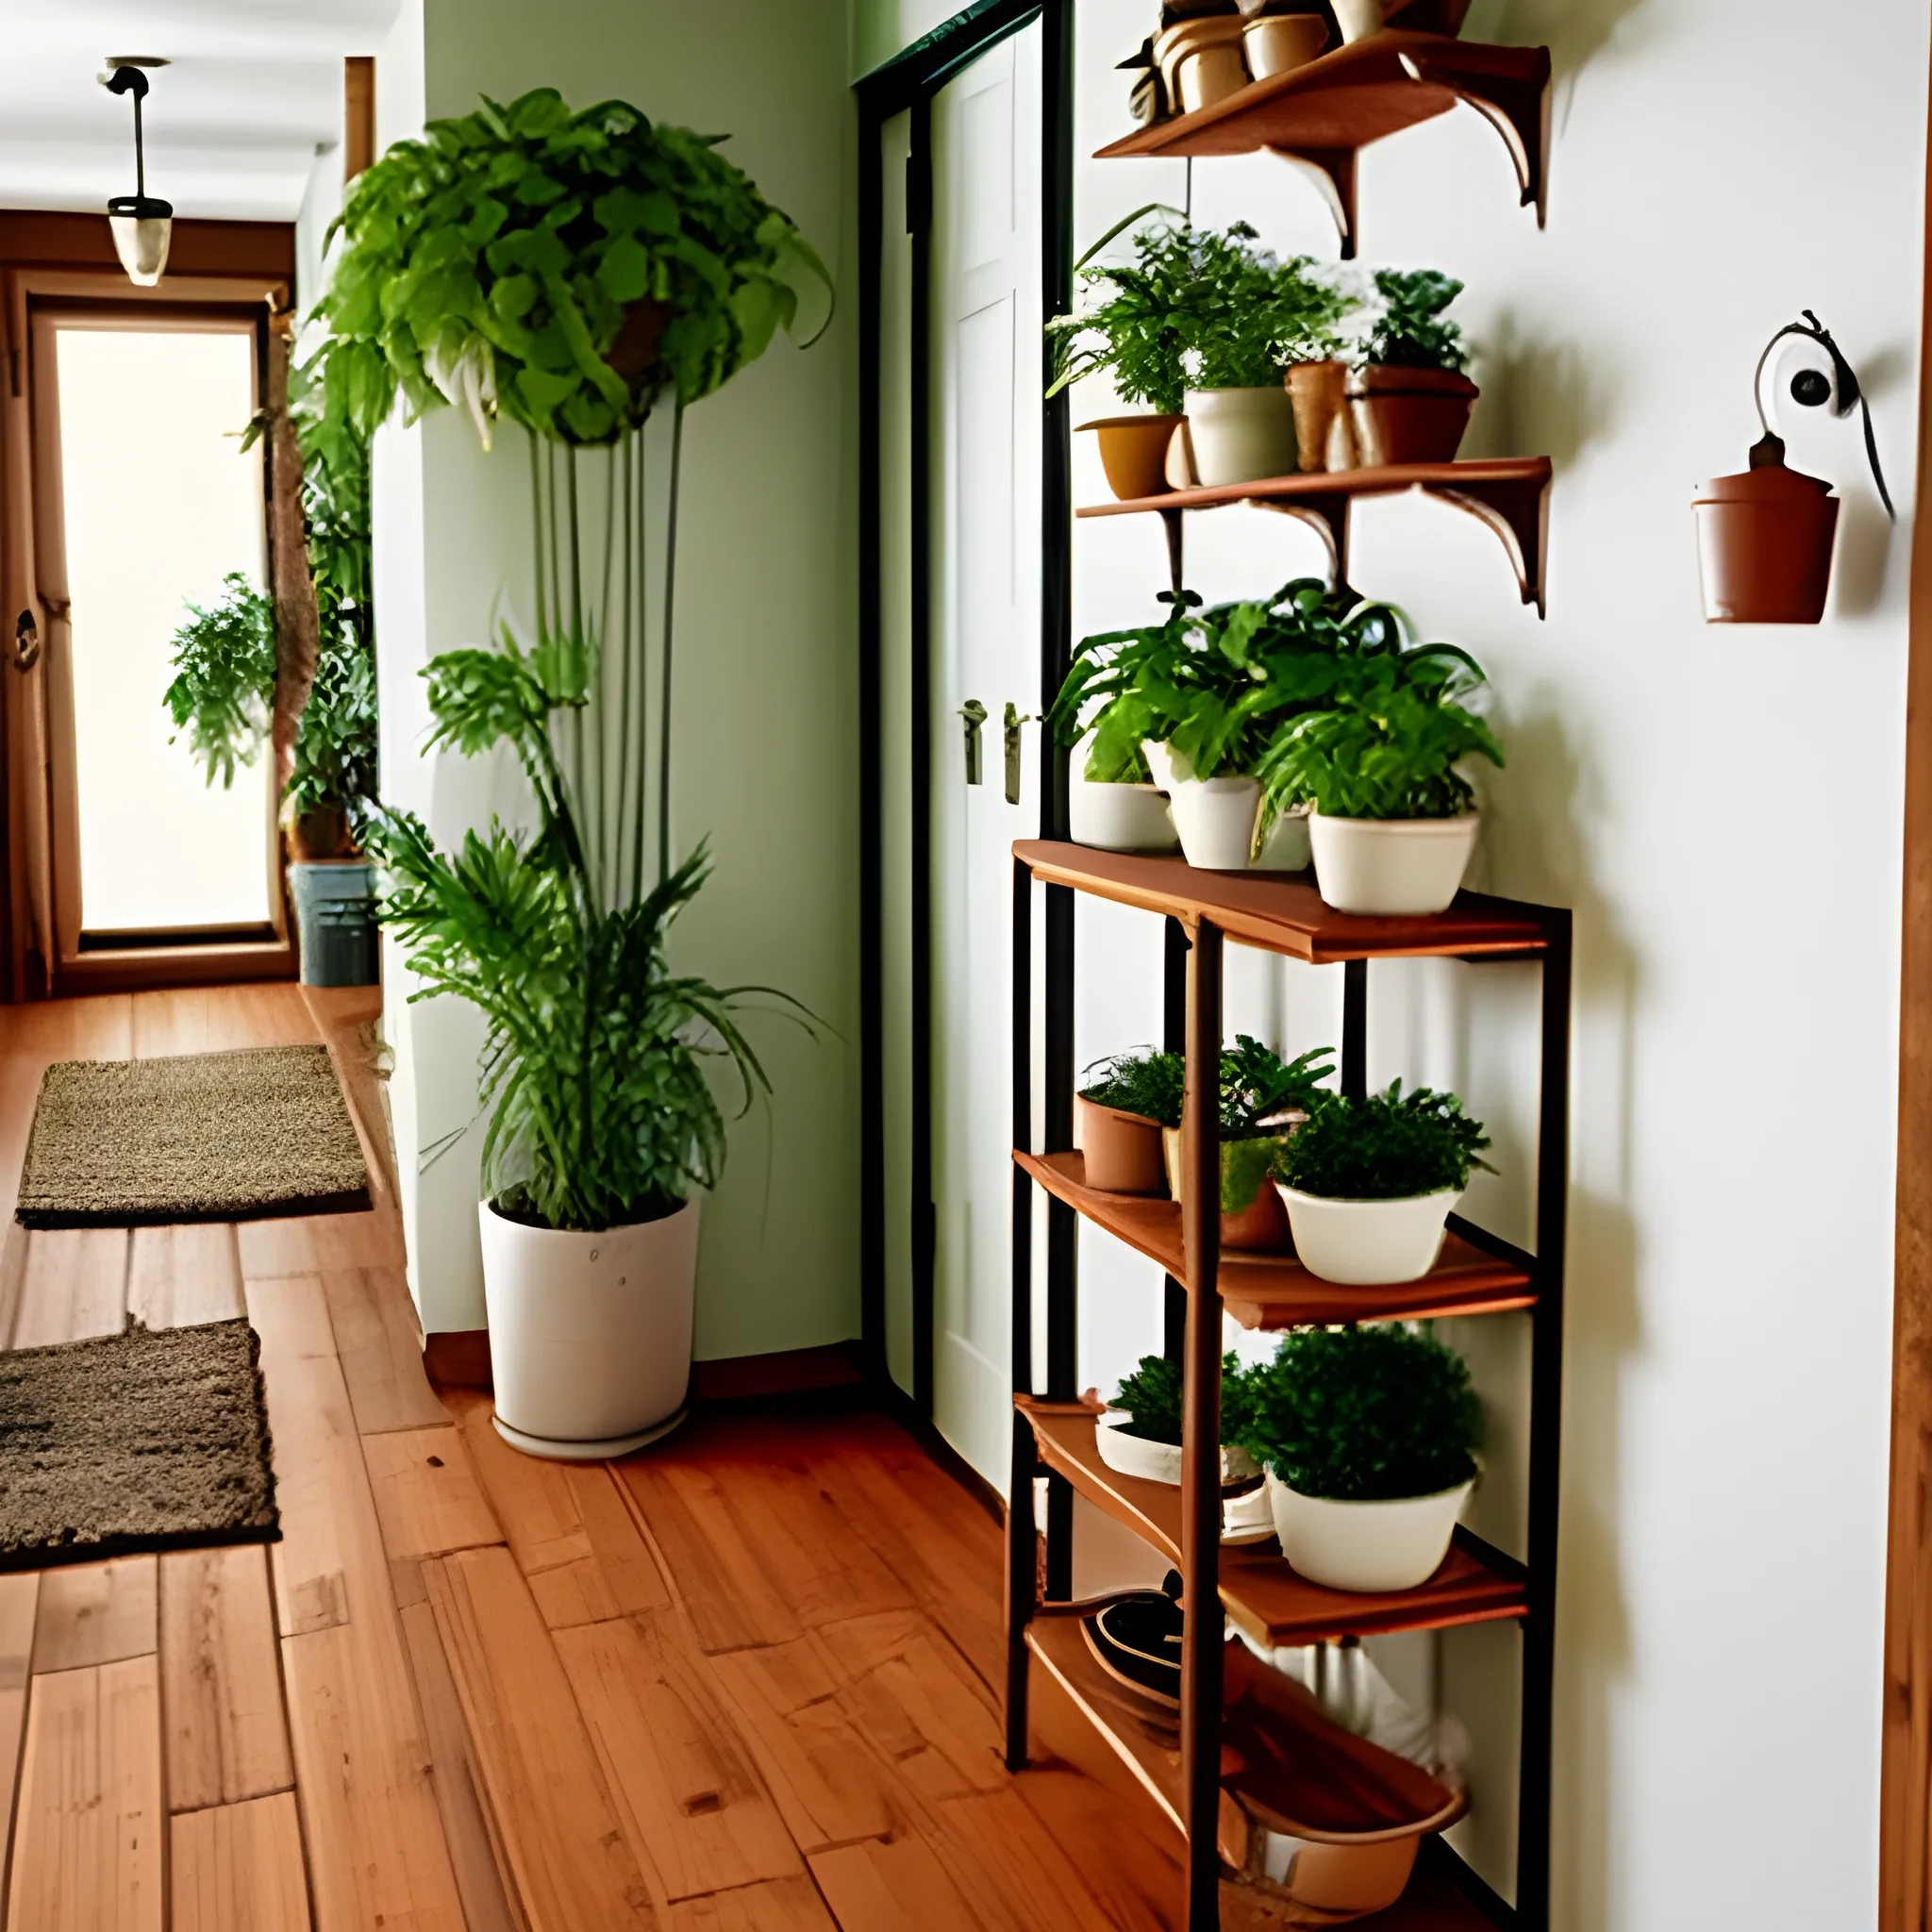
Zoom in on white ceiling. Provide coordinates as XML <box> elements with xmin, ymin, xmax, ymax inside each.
<box><xmin>0</xmin><ymin>0</ymin><xmax>404</xmax><ymax>223</ymax></box>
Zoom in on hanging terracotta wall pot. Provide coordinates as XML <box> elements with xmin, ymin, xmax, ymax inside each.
<box><xmin>1079</xmin><ymin>414</ymin><xmax>1181</xmax><ymax>502</ymax></box>
<box><xmin>1693</xmin><ymin>460</ymin><xmax>1839</xmax><ymax>624</ymax></box>
<box><xmin>1351</xmin><ymin>366</ymin><xmax>1478</xmax><ymax>466</ymax></box>
<box><xmin>1286</xmin><ymin>360</ymin><xmax>1355</xmax><ymax>473</ymax></box>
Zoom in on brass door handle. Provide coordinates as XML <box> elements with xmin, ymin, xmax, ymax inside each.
<box><xmin>11</xmin><ymin>609</ymin><xmax>40</xmax><ymax>673</ymax></box>
<box><xmin>1004</xmin><ymin>704</ymin><xmax>1038</xmax><ymax>806</ymax></box>
<box><xmin>959</xmin><ymin>700</ymin><xmax>987</xmax><ymax>785</ymax></box>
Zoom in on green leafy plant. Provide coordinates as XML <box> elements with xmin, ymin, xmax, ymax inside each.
<box><xmin>312</xmin><ymin>87</ymin><xmax>831</xmax><ymax>449</ymax></box>
<box><xmin>1361</xmin><ymin>269</ymin><xmax>1469</xmax><ymax>374</ymax></box>
<box><xmin>286</xmin><ymin>644</ymin><xmax>378</xmax><ymax>820</ymax></box>
<box><xmin>1047</xmin><ymin>211</ymin><xmax>1345</xmax><ymax>416</ymax></box>
<box><xmin>1275</xmin><ymin>1081</ymin><xmax>1492</xmax><ymax>1200</ymax></box>
<box><xmin>1079</xmin><ymin>1037</ymin><xmax>1334</xmax><ymax>1131</ymax></box>
<box><xmin>369</xmin><ymin>629</ymin><xmax>812</xmax><ymax>1230</ymax></box>
<box><xmin>1110</xmin><ymin>1350</ymin><xmax>1260</xmax><ymax>1448</ymax></box>
<box><xmin>1238</xmin><ymin>1324</ymin><xmax>1484</xmax><ymax>1502</ymax></box>
<box><xmin>1078</xmin><ymin>1047</ymin><xmax>1185</xmax><ymax>1125</ymax></box>
<box><xmin>163</xmin><ymin>575</ymin><xmax>277</xmax><ymax>789</ymax></box>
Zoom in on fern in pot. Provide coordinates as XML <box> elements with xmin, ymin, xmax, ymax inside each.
<box><xmin>1351</xmin><ymin>268</ymin><xmax>1478</xmax><ymax>467</ymax></box>
<box><xmin>1094</xmin><ymin>1351</ymin><xmax>1262</xmax><ymax>1489</ymax></box>
<box><xmin>318</xmin><ymin>88</ymin><xmax>829</xmax><ymax>1457</ymax></box>
<box><xmin>1239</xmin><ymin>1324</ymin><xmax>1484</xmax><ymax>1592</ymax></box>
<box><xmin>1271</xmin><ymin>1081</ymin><xmax>1491</xmax><ymax>1284</ymax></box>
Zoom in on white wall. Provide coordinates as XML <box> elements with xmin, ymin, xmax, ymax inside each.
<box><xmin>369</xmin><ymin>0</ymin><xmax>861</xmax><ymax>1359</ymax></box>
<box><xmin>1053</xmin><ymin>0</ymin><xmax>1926</xmax><ymax>1926</ymax></box>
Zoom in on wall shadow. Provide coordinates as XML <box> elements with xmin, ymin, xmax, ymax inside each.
<box><xmin>1468</xmin><ymin>310</ymin><xmax>1621</xmax><ymax>476</ymax></box>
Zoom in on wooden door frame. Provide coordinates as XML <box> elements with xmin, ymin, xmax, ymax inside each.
<box><xmin>0</xmin><ymin>266</ymin><xmax>296</xmax><ymax>994</ymax></box>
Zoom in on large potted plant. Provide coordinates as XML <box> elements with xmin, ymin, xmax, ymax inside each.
<box><xmin>316</xmin><ymin>87</ymin><xmax>830</xmax><ymax>1457</ymax></box>
<box><xmin>1239</xmin><ymin>1323</ymin><xmax>1484</xmax><ymax>1592</ymax></box>
<box><xmin>1351</xmin><ymin>268</ymin><xmax>1478</xmax><ymax>466</ymax></box>
<box><xmin>1272</xmin><ymin>1080</ymin><xmax>1491</xmax><ymax>1283</ymax></box>
<box><xmin>1259</xmin><ymin>623</ymin><xmax>1502</xmax><ymax>915</ymax></box>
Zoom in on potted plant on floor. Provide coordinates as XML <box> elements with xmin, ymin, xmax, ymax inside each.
<box><xmin>1351</xmin><ymin>269</ymin><xmax>1478</xmax><ymax>466</ymax></box>
<box><xmin>1238</xmin><ymin>1324</ymin><xmax>1484</xmax><ymax>1591</ymax></box>
<box><xmin>1095</xmin><ymin>1350</ymin><xmax>1261</xmax><ymax>1485</ymax></box>
<box><xmin>316</xmin><ymin>87</ymin><xmax>831</xmax><ymax>1457</ymax></box>
<box><xmin>1271</xmin><ymin>1080</ymin><xmax>1491</xmax><ymax>1283</ymax></box>
<box><xmin>1258</xmin><ymin>622</ymin><xmax>1502</xmax><ymax>914</ymax></box>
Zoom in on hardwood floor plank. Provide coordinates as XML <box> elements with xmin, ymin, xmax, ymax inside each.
<box><xmin>450</xmin><ymin>1391</ymin><xmax>669</xmax><ymax>1629</ymax></box>
<box><xmin>921</xmin><ymin>1787</ymin><xmax>1130</xmax><ymax>1932</ymax></box>
<box><xmin>171</xmin><ymin>1790</ymin><xmax>312</xmax><ymax>1932</ymax></box>
<box><xmin>127</xmin><ymin>1222</ymin><xmax>243</xmax><ymax>1331</ymax></box>
<box><xmin>322</xmin><ymin>1267</ymin><xmax>448</xmax><ymax>1435</ymax></box>
<box><xmin>805</xmin><ymin>1834</ymin><xmax>982</xmax><ymax>1932</ymax></box>
<box><xmin>1004</xmin><ymin>1762</ymin><xmax>1180</xmax><ymax>1932</ymax></box>
<box><xmin>7</xmin><ymin>1653</ymin><xmax>164</xmax><ymax>1932</ymax></box>
<box><xmin>239</xmin><ymin>1208</ymin><xmax>405</xmax><ymax>1283</ymax></box>
<box><xmin>0</xmin><ymin>1574</ymin><xmax>39</xmax><ymax>1884</ymax></box>
<box><xmin>33</xmin><ymin>1555</ymin><xmax>158</xmax><ymax>1673</ymax></box>
<box><xmin>397</xmin><ymin>1599</ymin><xmax>525</xmax><ymax>1932</ymax></box>
<box><xmin>552</xmin><ymin>1609</ymin><xmax>802</xmax><ymax>1904</ymax></box>
<box><xmin>159</xmin><ymin>1545</ymin><xmax>293</xmax><ymax>1810</ymax></box>
<box><xmin>362</xmin><ymin>1426</ymin><xmax>503</xmax><ymax>1561</ymax></box>
<box><xmin>666</xmin><ymin>1876</ymin><xmax>837</xmax><ymax>1931</ymax></box>
<box><xmin>12</xmin><ymin>1227</ymin><xmax>128</xmax><ymax>1348</ymax></box>
<box><xmin>424</xmin><ymin>1546</ymin><xmax>658</xmax><ymax>1930</ymax></box>
<box><xmin>281</xmin><ymin>1621</ymin><xmax>467</xmax><ymax>1932</ymax></box>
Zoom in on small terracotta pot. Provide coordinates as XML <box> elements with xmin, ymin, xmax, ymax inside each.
<box><xmin>1333</xmin><ymin>0</ymin><xmax>1470</xmax><ymax>40</ymax></box>
<box><xmin>1078</xmin><ymin>414</ymin><xmax>1181</xmax><ymax>502</ymax></box>
<box><xmin>1241</xmin><ymin>13</ymin><xmax>1328</xmax><ymax>79</ymax></box>
<box><xmin>291</xmin><ymin>803</ymin><xmax>354</xmax><ymax>861</ymax></box>
<box><xmin>1350</xmin><ymin>365</ymin><xmax>1478</xmax><ymax>467</ymax></box>
<box><xmin>1693</xmin><ymin>460</ymin><xmax>1839</xmax><ymax>624</ymax></box>
<box><xmin>1162</xmin><ymin>1129</ymin><xmax>1291</xmax><ymax>1252</ymax></box>
<box><xmin>1154</xmin><ymin>18</ymin><xmax>1250</xmax><ymax>114</ymax></box>
<box><xmin>1285</xmin><ymin>360</ymin><xmax>1355</xmax><ymax>474</ymax></box>
<box><xmin>1077</xmin><ymin>1097</ymin><xmax>1167</xmax><ymax>1196</ymax></box>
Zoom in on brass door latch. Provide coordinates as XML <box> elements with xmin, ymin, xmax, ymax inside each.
<box><xmin>958</xmin><ymin>699</ymin><xmax>987</xmax><ymax>785</ymax></box>
<box><xmin>1004</xmin><ymin>703</ymin><xmax>1038</xmax><ymax>806</ymax></box>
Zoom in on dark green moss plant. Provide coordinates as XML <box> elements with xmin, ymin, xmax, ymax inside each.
<box><xmin>1361</xmin><ymin>269</ymin><xmax>1469</xmax><ymax>374</ymax></box>
<box><xmin>1275</xmin><ymin>1082</ymin><xmax>1492</xmax><ymax>1201</ymax></box>
<box><xmin>1111</xmin><ymin>1351</ymin><xmax>1260</xmax><ymax>1448</ymax></box>
<box><xmin>1239</xmin><ymin>1324</ymin><xmax>1484</xmax><ymax>1503</ymax></box>
<box><xmin>1047</xmin><ymin>212</ymin><xmax>1345</xmax><ymax>416</ymax></box>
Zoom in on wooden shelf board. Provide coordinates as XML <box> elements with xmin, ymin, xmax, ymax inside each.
<box><xmin>1014</xmin><ymin>841</ymin><xmax>1550</xmax><ymax>964</ymax></box>
<box><xmin>1015</xmin><ymin>1151</ymin><xmax>1537</xmax><ymax>1329</ymax></box>
<box><xmin>1093</xmin><ymin>31</ymin><xmax>1547</xmax><ymax>162</ymax></box>
<box><xmin>1019</xmin><ymin>1404</ymin><xmax>1527</xmax><ymax>1647</ymax></box>
<box><xmin>1075</xmin><ymin>457</ymin><xmax>1551</xmax><ymax>521</ymax></box>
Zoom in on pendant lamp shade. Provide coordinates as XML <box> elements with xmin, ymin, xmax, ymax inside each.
<box><xmin>103</xmin><ymin>64</ymin><xmax>173</xmax><ymax>287</ymax></box>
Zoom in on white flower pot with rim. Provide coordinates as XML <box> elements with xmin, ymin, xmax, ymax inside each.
<box><xmin>1095</xmin><ymin>1408</ymin><xmax>1260</xmax><ymax>1485</ymax></box>
<box><xmin>1252</xmin><ymin>807</ymin><xmax>1311</xmax><ymax>872</ymax></box>
<box><xmin>1273</xmin><ymin>1183</ymin><xmax>1461</xmax><ymax>1284</ymax></box>
<box><xmin>1183</xmin><ymin>386</ymin><xmax>1298</xmax><ymax>488</ymax></box>
<box><xmin>1069</xmin><ymin>775</ymin><xmax>1179</xmax><ymax>853</ymax></box>
<box><xmin>1308</xmin><ymin>811</ymin><xmax>1479</xmax><ymax>915</ymax></box>
<box><xmin>479</xmin><ymin>1196</ymin><xmax>699</xmax><ymax>1459</ymax></box>
<box><xmin>1267</xmin><ymin>1469</ymin><xmax>1474</xmax><ymax>1592</ymax></box>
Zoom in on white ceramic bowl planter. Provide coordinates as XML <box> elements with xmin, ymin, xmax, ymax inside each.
<box><xmin>479</xmin><ymin>1198</ymin><xmax>699</xmax><ymax>1459</ymax></box>
<box><xmin>1308</xmin><ymin>812</ymin><xmax>1479</xmax><ymax>916</ymax></box>
<box><xmin>1274</xmin><ymin>1184</ymin><xmax>1460</xmax><ymax>1285</ymax></box>
<box><xmin>1182</xmin><ymin>386</ymin><xmax>1298</xmax><ymax>488</ymax></box>
<box><xmin>1267</xmin><ymin>1472</ymin><xmax>1474</xmax><ymax>1592</ymax></box>
<box><xmin>1095</xmin><ymin>1409</ymin><xmax>1259</xmax><ymax>1485</ymax></box>
<box><xmin>1252</xmin><ymin>807</ymin><xmax>1312</xmax><ymax>873</ymax></box>
<box><xmin>1166</xmin><ymin>774</ymin><xmax>1264</xmax><ymax>870</ymax></box>
<box><xmin>1069</xmin><ymin>775</ymin><xmax>1179</xmax><ymax>853</ymax></box>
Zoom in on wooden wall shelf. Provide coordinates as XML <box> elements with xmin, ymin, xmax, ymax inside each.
<box><xmin>1094</xmin><ymin>31</ymin><xmax>1552</xmax><ymax>259</ymax></box>
<box><xmin>1077</xmin><ymin>458</ymin><xmax>1553</xmax><ymax>616</ymax></box>
<box><xmin>1015</xmin><ymin>1152</ymin><xmax>1535</xmax><ymax>1328</ymax></box>
<box><xmin>1014</xmin><ymin>841</ymin><xmax>1553</xmax><ymax>963</ymax></box>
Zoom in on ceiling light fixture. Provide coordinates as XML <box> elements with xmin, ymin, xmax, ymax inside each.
<box><xmin>100</xmin><ymin>58</ymin><xmax>173</xmax><ymax>286</ymax></box>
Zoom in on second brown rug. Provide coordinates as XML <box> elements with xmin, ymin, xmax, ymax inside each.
<box><xmin>0</xmin><ymin>1318</ymin><xmax>277</xmax><ymax>1570</ymax></box>
<box><xmin>15</xmin><ymin>1043</ymin><xmax>370</xmax><ymax>1227</ymax></box>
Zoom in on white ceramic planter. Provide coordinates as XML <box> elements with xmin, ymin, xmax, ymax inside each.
<box><xmin>1166</xmin><ymin>774</ymin><xmax>1262</xmax><ymax>870</ymax></box>
<box><xmin>1069</xmin><ymin>776</ymin><xmax>1179</xmax><ymax>853</ymax></box>
<box><xmin>1308</xmin><ymin>811</ymin><xmax>1479</xmax><ymax>916</ymax></box>
<box><xmin>1252</xmin><ymin>808</ymin><xmax>1312</xmax><ymax>873</ymax></box>
<box><xmin>478</xmin><ymin>1197</ymin><xmax>700</xmax><ymax>1458</ymax></box>
<box><xmin>1267</xmin><ymin>1470</ymin><xmax>1474</xmax><ymax>1591</ymax></box>
<box><xmin>1274</xmin><ymin>1183</ymin><xmax>1460</xmax><ymax>1284</ymax></box>
<box><xmin>1095</xmin><ymin>1409</ymin><xmax>1260</xmax><ymax>1485</ymax></box>
<box><xmin>1183</xmin><ymin>386</ymin><xmax>1298</xmax><ymax>488</ymax></box>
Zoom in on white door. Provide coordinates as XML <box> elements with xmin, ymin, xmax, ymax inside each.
<box><xmin>929</xmin><ymin>23</ymin><xmax>1043</xmax><ymax>1491</ymax></box>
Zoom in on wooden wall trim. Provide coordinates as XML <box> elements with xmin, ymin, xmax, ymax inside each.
<box><xmin>0</xmin><ymin>212</ymin><xmax>293</xmax><ymax>281</ymax></box>
<box><xmin>1881</xmin><ymin>46</ymin><xmax>1932</xmax><ymax>1929</ymax></box>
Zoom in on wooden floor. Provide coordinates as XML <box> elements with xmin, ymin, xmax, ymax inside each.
<box><xmin>0</xmin><ymin>984</ymin><xmax>1192</xmax><ymax>1931</ymax></box>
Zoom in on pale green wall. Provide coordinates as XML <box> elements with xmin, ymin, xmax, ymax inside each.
<box><xmin>849</xmin><ymin>0</ymin><xmax>965</xmax><ymax>80</ymax></box>
<box><xmin>374</xmin><ymin>0</ymin><xmax>861</xmax><ymax>1360</ymax></box>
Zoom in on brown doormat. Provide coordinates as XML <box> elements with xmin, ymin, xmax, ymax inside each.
<box><xmin>15</xmin><ymin>1044</ymin><xmax>370</xmax><ymax>1227</ymax></box>
<box><xmin>0</xmin><ymin>1318</ymin><xmax>277</xmax><ymax>1570</ymax></box>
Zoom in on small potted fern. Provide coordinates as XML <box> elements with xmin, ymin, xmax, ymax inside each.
<box><xmin>1240</xmin><ymin>1324</ymin><xmax>1484</xmax><ymax>1592</ymax></box>
<box><xmin>1094</xmin><ymin>1351</ymin><xmax>1260</xmax><ymax>1486</ymax></box>
<box><xmin>1272</xmin><ymin>1081</ymin><xmax>1491</xmax><ymax>1283</ymax></box>
<box><xmin>1351</xmin><ymin>269</ymin><xmax>1478</xmax><ymax>467</ymax></box>
<box><xmin>1077</xmin><ymin>1049</ymin><xmax>1182</xmax><ymax>1194</ymax></box>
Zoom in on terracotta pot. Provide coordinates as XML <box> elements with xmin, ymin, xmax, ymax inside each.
<box><xmin>1077</xmin><ymin>1096</ymin><xmax>1167</xmax><ymax>1196</ymax></box>
<box><xmin>1078</xmin><ymin>414</ymin><xmax>1181</xmax><ymax>502</ymax></box>
<box><xmin>1333</xmin><ymin>0</ymin><xmax>1469</xmax><ymax>40</ymax></box>
<box><xmin>1350</xmin><ymin>366</ymin><xmax>1478</xmax><ymax>466</ymax></box>
<box><xmin>1693</xmin><ymin>460</ymin><xmax>1839</xmax><ymax>624</ymax></box>
<box><xmin>291</xmin><ymin>802</ymin><xmax>354</xmax><ymax>861</ymax></box>
<box><xmin>1162</xmin><ymin>1128</ymin><xmax>1291</xmax><ymax>1251</ymax></box>
<box><xmin>1241</xmin><ymin>13</ymin><xmax>1328</xmax><ymax>78</ymax></box>
<box><xmin>1154</xmin><ymin>18</ymin><xmax>1250</xmax><ymax>113</ymax></box>
<box><xmin>1285</xmin><ymin>360</ymin><xmax>1355</xmax><ymax>474</ymax></box>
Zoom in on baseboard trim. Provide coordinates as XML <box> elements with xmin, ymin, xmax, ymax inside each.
<box><xmin>423</xmin><ymin>1329</ymin><xmax>492</xmax><ymax>1391</ymax></box>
